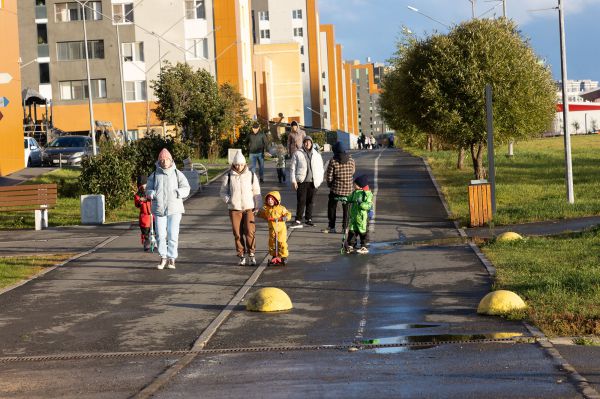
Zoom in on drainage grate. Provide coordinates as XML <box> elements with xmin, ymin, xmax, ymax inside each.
<box><xmin>0</xmin><ymin>336</ymin><xmax>535</xmax><ymax>363</ymax></box>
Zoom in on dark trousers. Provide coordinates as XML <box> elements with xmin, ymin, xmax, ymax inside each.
<box><xmin>277</xmin><ymin>168</ymin><xmax>285</xmax><ymax>182</ymax></box>
<box><xmin>328</xmin><ymin>191</ymin><xmax>349</xmax><ymax>229</ymax></box>
<box><xmin>296</xmin><ymin>182</ymin><xmax>317</xmax><ymax>222</ymax></box>
<box><xmin>348</xmin><ymin>230</ymin><xmax>369</xmax><ymax>248</ymax></box>
<box><xmin>140</xmin><ymin>227</ymin><xmax>150</xmax><ymax>247</ymax></box>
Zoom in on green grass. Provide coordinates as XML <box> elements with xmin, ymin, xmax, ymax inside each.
<box><xmin>0</xmin><ymin>254</ymin><xmax>75</xmax><ymax>289</ymax></box>
<box><xmin>482</xmin><ymin>228</ymin><xmax>600</xmax><ymax>337</ymax></box>
<box><xmin>192</xmin><ymin>157</ymin><xmax>229</xmax><ymax>165</ymax></box>
<box><xmin>407</xmin><ymin>135</ymin><xmax>600</xmax><ymax>226</ymax></box>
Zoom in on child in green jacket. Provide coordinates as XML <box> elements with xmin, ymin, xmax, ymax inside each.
<box><xmin>346</xmin><ymin>175</ymin><xmax>373</xmax><ymax>254</ymax></box>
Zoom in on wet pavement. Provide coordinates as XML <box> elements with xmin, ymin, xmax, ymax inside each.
<box><xmin>0</xmin><ymin>149</ymin><xmax>591</xmax><ymax>398</ymax></box>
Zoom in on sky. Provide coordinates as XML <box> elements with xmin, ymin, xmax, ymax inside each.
<box><xmin>319</xmin><ymin>0</ymin><xmax>600</xmax><ymax>83</ymax></box>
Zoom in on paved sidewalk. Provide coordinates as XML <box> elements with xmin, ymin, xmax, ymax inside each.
<box><xmin>466</xmin><ymin>215</ymin><xmax>600</xmax><ymax>239</ymax></box>
<box><xmin>0</xmin><ymin>167</ymin><xmax>55</xmax><ymax>187</ymax></box>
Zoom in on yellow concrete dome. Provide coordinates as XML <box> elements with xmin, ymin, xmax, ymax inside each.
<box><xmin>496</xmin><ymin>232</ymin><xmax>523</xmax><ymax>242</ymax></box>
<box><xmin>246</xmin><ymin>287</ymin><xmax>293</xmax><ymax>312</ymax></box>
<box><xmin>477</xmin><ymin>290</ymin><xmax>527</xmax><ymax>315</ymax></box>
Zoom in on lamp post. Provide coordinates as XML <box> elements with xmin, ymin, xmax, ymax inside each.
<box><xmin>306</xmin><ymin>106</ymin><xmax>324</xmax><ymax>132</ymax></box>
<box><xmin>407</xmin><ymin>6</ymin><xmax>450</xmax><ymax>29</ymax></box>
<box><xmin>116</xmin><ymin>23</ymin><xmax>128</xmax><ymax>140</ymax></box>
<box><xmin>558</xmin><ymin>0</ymin><xmax>574</xmax><ymax>203</ymax></box>
<box><xmin>75</xmin><ymin>0</ymin><xmax>97</xmax><ymax>155</ymax></box>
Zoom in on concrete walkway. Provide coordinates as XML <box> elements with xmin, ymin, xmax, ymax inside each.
<box><xmin>0</xmin><ymin>167</ymin><xmax>55</xmax><ymax>187</ymax></box>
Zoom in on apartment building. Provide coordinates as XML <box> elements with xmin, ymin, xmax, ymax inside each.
<box><xmin>557</xmin><ymin>79</ymin><xmax>599</xmax><ymax>103</ymax></box>
<box><xmin>251</xmin><ymin>0</ymin><xmax>322</xmax><ymax>127</ymax></box>
<box><xmin>351</xmin><ymin>60</ymin><xmax>389</xmax><ymax>138</ymax></box>
<box><xmin>0</xmin><ymin>0</ymin><xmax>26</xmax><ymax>175</ymax></box>
<box><xmin>17</xmin><ymin>0</ymin><xmax>216</xmax><ymax>134</ymax></box>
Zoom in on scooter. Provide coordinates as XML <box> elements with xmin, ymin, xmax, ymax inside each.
<box><xmin>268</xmin><ymin>217</ymin><xmax>286</xmax><ymax>266</ymax></box>
<box><xmin>336</xmin><ymin>196</ymin><xmax>351</xmax><ymax>254</ymax></box>
<box><xmin>149</xmin><ymin>212</ymin><xmax>157</xmax><ymax>253</ymax></box>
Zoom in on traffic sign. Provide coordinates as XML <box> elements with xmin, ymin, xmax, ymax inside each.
<box><xmin>0</xmin><ymin>73</ymin><xmax>13</xmax><ymax>85</ymax></box>
<box><xmin>0</xmin><ymin>97</ymin><xmax>9</xmax><ymax>108</ymax></box>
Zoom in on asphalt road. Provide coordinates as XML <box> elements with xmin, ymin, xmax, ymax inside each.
<box><xmin>0</xmin><ymin>149</ymin><xmax>584</xmax><ymax>398</ymax></box>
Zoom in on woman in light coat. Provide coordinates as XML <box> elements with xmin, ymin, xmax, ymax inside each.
<box><xmin>220</xmin><ymin>151</ymin><xmax>262</xmax><ymax>266</ymax></box>
<box><xmin>146</xmin><ymin>148</ymin><xmax>191</xmax><ymax>270</ymax></box>
<box><xmin>290</xmin><ymin>136</ymin><xmax>324</xmax><ymax>227</ymax></box>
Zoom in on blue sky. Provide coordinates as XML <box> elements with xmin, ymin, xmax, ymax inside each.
<box><xmin>319</xmin><ymin>0</ymin><xmax>600</xmax><ymax>82</ymax></box>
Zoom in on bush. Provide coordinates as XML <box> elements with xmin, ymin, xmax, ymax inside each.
<box><xmin>79</xmin><ymin>143</ymin><xmax>136</xmax><ymax>210</ymax></box>
<box><xmin>132</xmin><ymin>132</ymin><xmax>193</xmax><ymax>177</ymax></box>
<box><xmin>310</xmin><ymin>131</ymin><xmax>326</xmax><ymax>147</ymax></box>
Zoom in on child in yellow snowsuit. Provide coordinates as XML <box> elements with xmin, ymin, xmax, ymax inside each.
<box><xmin>257</xmin><ymin>191</ymin><xmax>292</xmax><ymax>265</ymax></box>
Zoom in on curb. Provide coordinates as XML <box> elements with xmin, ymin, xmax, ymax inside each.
<box><xmin>421</xmin><ymin>156</ymin><xmax>600</xmax><ymax>399</ymax></box>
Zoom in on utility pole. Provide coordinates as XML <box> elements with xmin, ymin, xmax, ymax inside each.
<box><xmin>116</xmin><ymin>23</ymin><xmax>128</xmax><ymax>140</ymax></box>
<box><xmin>558</xmin><ymin>0</ymin><xmax>574</xmax><ymax>203</ymax></box>
<box><xmin>78</xmin><ymin>0</ymin><xmax>97</xmax><ymax>155</ymax></box>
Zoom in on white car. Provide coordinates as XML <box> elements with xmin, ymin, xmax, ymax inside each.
<box><xmin>24</xmin><ymin>137</ymin><xmax>43</xmax><ymax>167</ymax></box>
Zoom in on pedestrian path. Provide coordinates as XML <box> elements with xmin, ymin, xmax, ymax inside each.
<box><xmin>466</xmin><ymin>215</ymin><xmax>600</xmax><ymax>239</ymax></box>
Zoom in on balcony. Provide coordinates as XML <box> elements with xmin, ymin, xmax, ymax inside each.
<box><xmin>35</xmin><ymin>5</ymin><xmax>47</xmax><ymax>19</ymax></box>
<box><xmin>37</xmin><ymin>44</ymin><xmax>49</xmax><ymax>58</ymax></box>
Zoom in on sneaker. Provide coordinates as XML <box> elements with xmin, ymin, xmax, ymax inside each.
<box><xmin>238</xmin><ymin>256</ymin><xmax>247</xmax><ymax>266</ymax></box>
<box><xmin>290</xmin><ymin>220</ymin><xmax>303</xmax><ymax>229</ymax></box>
<box><xmin>357</xmin><ymin>247</ymin><xmax>369</xmax><ymax>254</ymax></box>
<box><xmin>157</xmin><ymin>258</ymin><xmax>167</xmax><ymax>270</ymax></box>
<box><xmin>321</xmin><ymin>227</ymin><xmax>337</xmax><ymax>234</ymax></box>
<box><xmin>346</xmin><ymin>246</ymin><xmax>355</xmax><ymax>254</ymax></box>
<box><xmin>304</xmin><ymin>220</ymin><xmax>315</xmax><ymax>227</ymax></box>
<box><xmin>259</xmin><ymin>178</ymin><xmax>264</xmax><ymax>184</ymax></box>
<box><xmin>167</xmin><ymin>259</ymin><xmax>176</xmax><ymax>269</ymax></box>
<box><xmin>249</xmin><ymin>255</ymin><xmax>257</xmax><ymax>266</ymax></box>
<box><xmin>281</xmin><ymin>257</ymin><xmax>287</xmax><ymax>266</ymax></box>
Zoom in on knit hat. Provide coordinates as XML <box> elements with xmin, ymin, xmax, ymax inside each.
<box><xmin>136</xmin><ymin>174</ymin><xmax>148</xmax><ymax>187</ymax></box>
<box><xmin>332</xmin><ymin>142</ymin><xmax>344</xmax><ymax>154</ymax></box>
<box><xmin>354</xmin><ymin>175</ymin><xmax>369</xmax><ymax>189</ymax></box>
<box><xmin>158</xmin><ymin>148</ymin><xmax>172</xmax><ymax>161</ymax></box>
<box><xmin>232</xmin><ymin>151</ymin><xmax>246</xmax><ymax>165</ymax></box>
<box><xmin>252</xmin><ymin>121</ymin><xmax>260</xmax><ymax>129</ymax></box>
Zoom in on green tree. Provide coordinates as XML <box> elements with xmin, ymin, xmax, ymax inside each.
<box><xmin>572</xmin><ymin>121</ymin><xmax>580</xmax><ymax>134</ymax></box>
<box><xmin>380</xmin><ymin>19</ymin><xmax>556</xmax><ymax>179</ymax></box>
<box><xmin>217</xmin><ymin>82</ymin><xmax>250</xmax><ymax>156</ymax></box>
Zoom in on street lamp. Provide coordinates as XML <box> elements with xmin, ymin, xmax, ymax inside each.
<box><xmin>407</xmin><ymin>6</ymin><xmax>450</xmax><ymax>29</ymax></box>
<box><xmin>306</xmin><ymin>106</ymin><xmax>324</xmax><ymax>131</ymax></box>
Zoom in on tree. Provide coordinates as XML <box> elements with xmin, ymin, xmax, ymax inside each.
<box><xmin>572</xmin><ymin>121</ymin><xmax>580</xmax><ymax>134</ymax></box>
<box><xmin>380</xmin><ymin>19</ymin><xmax>556</xmax><ymax>179</ymax></box>
<box><xmin>217</xmin><ymin>83</ymin><xmax>249</xmax><ymax>151</ymax></box>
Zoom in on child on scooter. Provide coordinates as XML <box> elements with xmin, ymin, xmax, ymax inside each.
<box><xmin>345</xmin><ymin>175</ymin><xmax>373</xmax><ymax>254</ymax></box>
<box><xmin>134</xmin><ymin>175</ymin><xmax>153</xmax><ymax>251</ymax></box>
<box><xmin>257</xmin><ymin>191</ymin><xmax>292</xmax><ymax>265</ymax></box>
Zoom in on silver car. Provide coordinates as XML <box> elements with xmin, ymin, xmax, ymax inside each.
<box><xmin>24</xmin><ymin>137</ymin><xmax>43</xmax><ymax>167</ymax></box>
<box><xmin>43</xmin><ymin>135</ymin><xmax>93</xmax><ymax>166</ymax></box>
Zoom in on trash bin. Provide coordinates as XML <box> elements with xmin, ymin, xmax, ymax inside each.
<box><xmin>468</xmin><ymin>180</ymin><xmax>492</xmax><ymax>227</ymax></box>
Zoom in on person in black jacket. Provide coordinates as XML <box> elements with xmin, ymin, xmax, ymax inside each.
<box><xmin>247</xmin><ymin>122</ymin><xmax>269</xmax><ymax>183</ymax></box>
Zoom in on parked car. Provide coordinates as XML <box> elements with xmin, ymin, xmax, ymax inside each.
<box><xmin>24</xmin><ymin>137</ymin><xmax>44</xmax><ymax>167</ymax></box>
<box><xmin>43</xmin><ymin>135</ymin><xmax>93</xmax><ymax>166</ymax></box>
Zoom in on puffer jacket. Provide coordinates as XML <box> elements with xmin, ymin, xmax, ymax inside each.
<box><xmin>146</xmin><ymin>164</ymin><xmax>191</xmax><ymax>216</ymax></box>
<box><xmin>290</xmin><ymin>147</ymin><xmax>324</xmax><ymax>188</ymax></box>
<box><xmin>347</xmin><ymin>188</ymin><xmax>373</xmax><ymax>234</ymax></box>
<box><xmin>219</xmin><ymin>166</ymin><xmax>261</xmax><ymax>211</ymax></box>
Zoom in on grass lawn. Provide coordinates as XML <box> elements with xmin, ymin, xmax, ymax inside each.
<box><xmin>482</xmin><ymin>229</ymin><xmax>600</xmax><ymax>337</ymax></box>
<box><xmin>0</xmin><ymin>254</ymin><xmax>75</xmax><ymax>289</ymax></box>
<box><xmin>408</xmin><ymin>135</ymin><xmax>600</xmax><ymax>226</ymax></box>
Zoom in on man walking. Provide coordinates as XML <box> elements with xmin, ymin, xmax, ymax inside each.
<box><xmin>287</xmin><ymin>121</ymin><xmax>306</xmax><ymax>159</ymax></box>
<box><xmin>247</xmin><ymin>122</ymin><xmax>268</xmax><ymax>183</ymax></box>
<box><xmin>322</xmin><ymin>142</ymin><xmax>355</xmax><ymax>234</ymax></box>
<box><xmin>290</xmin><ymin>136</ymin><xmax>324</xmax><ymax>228</ymax></box>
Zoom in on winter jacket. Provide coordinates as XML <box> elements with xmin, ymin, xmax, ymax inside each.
<box><xmin>326</xmin><ymin>155</ymin><xmax>356</xmax><ymax>196</ymax></box>
<box><xmin>146</xmin><ymin>164</ymin><xmax>190</xmax><ymax>217</ymax></box>
<box><xmin>290</xmin><ymin>147</ymin><xmax>324</xmax><ymax>187</ymax></box>
<box><xmin>256</xmin><ymin>191</ymin><xmax>292</xmax><ymax>258</ymax></box>
<box><xmin>219</xmin><ymin>166</ymin><xmax>261</xmax><ymax>211</ymax></box>
<box><xmin>287</xmin><ymin>128</ymin><xmax>306</xmax><ymax>157</ymax></box>
<box><xmin>247</xmin><ymin>131</ymin><xmax>268</xmax><ymax>154</ymax></box>
<box><xmin>134</xmin><ymin>192</ymin><xmax>152</xmax><ymax>228</ymax></box>
<box><xmin>347</xmin><ymin>188</ymin><xmax>373</xmax><ymax>234</ymax></box>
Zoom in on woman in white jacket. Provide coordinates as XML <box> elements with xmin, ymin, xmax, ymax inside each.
<box><xmin>290</xmin><ymin>136</ymin><xmax>324</xmax><ymax>227</ymax></box>
<box><xmin>220</xmin><ymin>152</ymin><xmax>262</xmax><ymax>265</ymax></box>
<box><xmin>146</xmin><ymin>148</ymin><xmax>191</xmax><ymax>270</ymax></box>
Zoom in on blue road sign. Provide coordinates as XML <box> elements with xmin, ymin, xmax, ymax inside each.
<box><xmin>0</xmin><ymin>97</ymin><xmax>9</xmax><ymax>108</ymax></box>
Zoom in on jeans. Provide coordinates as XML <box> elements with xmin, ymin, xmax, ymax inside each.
<box><xmin>249</xmin><ymin>153</ymin><xmax>264</xmax><ymax>180</ymax></box>
<box><xmin>155</xmin><ymin>213</ymin><xmax>182</xmax><ymax>260</ymax></box>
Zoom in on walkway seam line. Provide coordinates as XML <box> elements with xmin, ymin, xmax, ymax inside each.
<box><xmin>0</xmin><ymin>235</ymin><xmax>120</xmax><ymax>297</ymax></box>
<box><xmin>421</xmin><ymin>156</ymin><xmax>600</xmax><ymax>399</ymax></box>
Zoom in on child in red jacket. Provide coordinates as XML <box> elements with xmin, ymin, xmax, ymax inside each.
<box><xmin>134</xmin><ymin>175</ymin><xmax>153</xmax><ymax>251</ymax></box>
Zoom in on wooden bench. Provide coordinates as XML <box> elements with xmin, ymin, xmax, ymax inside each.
<box><xmin>0</xmin><ymin>184</ymin><xmax>58</xmax><ymax>230</ymax></box>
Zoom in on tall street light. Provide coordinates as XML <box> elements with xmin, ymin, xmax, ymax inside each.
<box><xmin>558</xmin><ymin>0</ymin><xmax>574</xmax><ymax>203</ymax></box>
<box><xmin>407</xmin><ymin>6</ymin><xmax>450</xmax><ymax>29</ymax></box>
<box><xmin>75</xmin><ymin>0</ymin><xmax>97</xmax><ymax>155</ymax></box>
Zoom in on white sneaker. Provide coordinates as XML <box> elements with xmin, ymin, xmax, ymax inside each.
<box><xmin>239</xmin><ymin>256</ymin><xmax>247</xmax><ymax>266</ymax></box>
<box><xmin>357</xmin><ymin>247</ymin><xmax>369</xmax><ymax>254</ymax></box>
<box><xmin>249</xmin><ymin>255</ymin><xmax>257</xmax><ymax>266</ymax></box>
<box><xmin>157</xmin><ymin>258</ymin><xmax>167</xmax><ymax>269</ymax></box>
<box><xmin>167</xmin><ymin>259</ymin><xmax>176</xmax><ymax>269</ymax></box>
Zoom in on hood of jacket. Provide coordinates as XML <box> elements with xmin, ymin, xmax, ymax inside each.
<box><xmin>334</xmin><ymin>152</ymin><xmax>350</xmax><ymax>164</ymax></box>
<box><xmin>265</xmin><ymin>191</ymin><xmax>281</xmax><ymax>205</ymax></box>
<box><xmin>155</xmin><ymin>161</ymin><xmax>176</xmax><ymax>175</ymax></box>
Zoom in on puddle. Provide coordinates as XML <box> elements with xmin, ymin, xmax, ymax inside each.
<box><xmin>380</xmin><ymin>323</ymin><xmax>442</xmax><ymax>330</ymax></box>
<box><xmin>368</xmin><ymin>237</ymin><xmax>468</xmax><ymax>253</ymax></box>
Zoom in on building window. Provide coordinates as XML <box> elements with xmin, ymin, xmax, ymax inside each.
<box><xmin>324</xmin><ymin>112</ymin><xmax>328</xmax><ymax>119</ymax></box>
<box><xmin>322</xmin><ymin>72</ymin><xmax>326</xmax><ymax>79</ymax></box>
<box><xmin>125</xmin><ymin>81</ymin><xmax>147</xmax><ymax>101</ymax></box>
<box><xmin>57</xmin><ymin>40</ymin><xmax>104</xmax><ymax>60</ymax></box>
<box><xmin>39</xmin><ymin>63</ymin><xmax>50</xmax><ymax>84</ymax></box>
<box><xmin>322</xmin><ymin>85</ymin><xmax>326</xmax><ymax>92</ymax></box>
<box><xmin>59</xmin><ymin>79</ymin><xmax>106</xmax><ymax>100</ymax></box>
<box><xmin>185</xmin><ymin>38</ymin><xmax>208</xmax><ymax>59</ymax></box>
<box><xmin>55</xmin><ymin>2</ymin><xmax>102</xmax><ymax>22</ymax></box>
<box><xmin>258</xmin><ymin>11</ymin><xmax>269</xmax><ymax>21</ymax></box>
<box><xmin>113</xmin><ymin>3</ymin><xmax>134</xmax><ymax>24</ymax></box>
<box><xmin>300</xmin><ymin>45</ymin><xmax>304</xmax><ymax>55</ymax></box>
<box><xmin>292</xmin><ymin>9</ymin><xmax>303</xmax><ymax>19</ymax></box>
<box><xmin>260</xmin><ymin>29</ymin><xmax>270</xmax><ymax>39</ymax></box>
<box><xmin>293</xmin><ymin>27</ymin><xmax>303</xmax><ymax>37</ymax></box>
<box><xmin>122</xmin><ymin>42</ymin><xmax>144</xmax><ymax>62</ymax></box>
<box><xmin>185</xmin><ymin>0</ymin><xmax>205</xmax><ymax>19</ymax></box>
<box><xmin>323</xmin><ymin>98</ymin><xmax>327</xmax><ymax>105</ymax></box>
<box><xmin>301</xmin><ymin>63</ymin><xmax>305</xmax><ymax>73</ymax></box>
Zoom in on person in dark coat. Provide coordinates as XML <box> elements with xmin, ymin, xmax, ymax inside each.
<box><xmin>322</xmin><ymin>142</ymin><xmax>355</xmax><ymax>234</ymax></box>
<box><xmin>247</xmin><ymin>122</ymin><xmax>269</xmax><ymax>183</ymax></box>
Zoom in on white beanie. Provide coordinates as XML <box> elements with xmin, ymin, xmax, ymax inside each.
<box><xmin>232</xmin><ymin>151</ymin><xmax>246</xmax><ymax>165</ymax></box>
